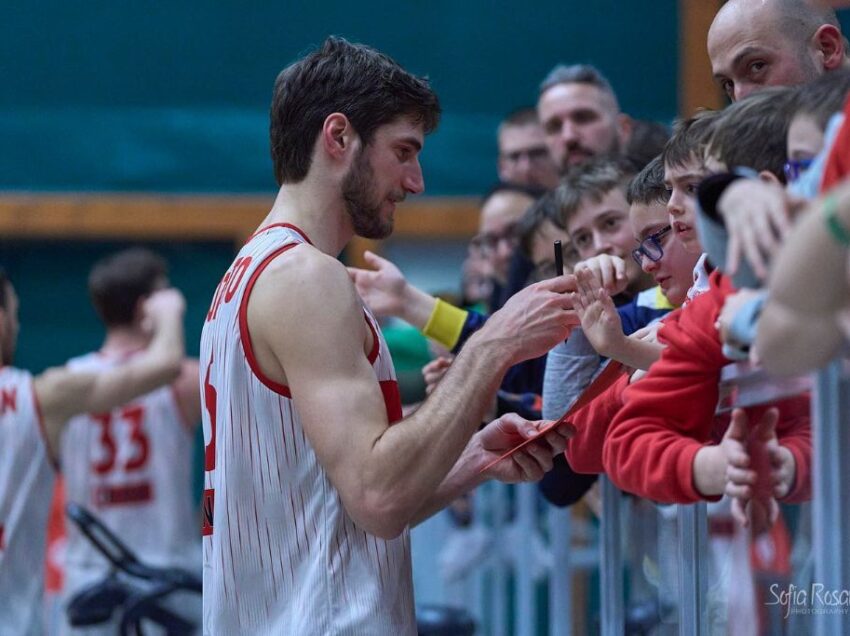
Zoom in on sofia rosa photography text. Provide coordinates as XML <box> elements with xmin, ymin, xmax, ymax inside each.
<box><xmin>767</xmin><ymin>583</ymin><xmax>850</xmax><ymax>618</ymax></box>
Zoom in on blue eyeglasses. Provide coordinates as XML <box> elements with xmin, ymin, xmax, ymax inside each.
<box><xmin>632</xmin><ymin>225</ymin><xmax>672</xmax><ymax>266</ymax></box>
<box><xmin>783</xmin><ymin>158</ymin><xmax>814</xmax><ymax>183</ymax></box>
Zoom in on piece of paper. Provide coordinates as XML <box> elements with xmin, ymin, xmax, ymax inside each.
<box><xmin>480</xmin><ymin>360</ymin><xmax>625</xmax><ymax>473</ymax></box>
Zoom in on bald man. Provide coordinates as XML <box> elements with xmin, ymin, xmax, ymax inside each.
<box><xmin>708</xmin><ymin>0</ymin><xmax>848</xmax><ymax>101</ymax></box>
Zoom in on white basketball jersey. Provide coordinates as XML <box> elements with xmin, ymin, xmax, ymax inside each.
<box><xmin>200</xmin><ymin>223</ymin><xmax>415</xmax><ymax>635</ymax></box>
<box><xmin>0</xmin><ymin>367</ymin><xmax>55</xmax><ymax>636</ymax></box>
<box><xmin>60</xmin><ymin>351</ymin><xmax>197</xmax><ymax>589</ymax></box>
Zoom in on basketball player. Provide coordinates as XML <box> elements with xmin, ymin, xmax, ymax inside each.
<box><xmin>200</xmin><ymin>37</ymin><xmax>578</xmax><ymax>634</ymax></box>
<box><xmin>0</xmin><ymin>269</ymin><xmax>185</xmax><ymax>635</ymax></box>
<box><xmin>58</xmin><ymin>249</ymin><xmax>201</xmax><ymax>634</ymax></box>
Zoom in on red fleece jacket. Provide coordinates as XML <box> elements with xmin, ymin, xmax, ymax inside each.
<box><xmin>600</xmin><ymin>271</ymin><xmax>811</xmax><ymax>504</ymax></box>
<box><xmin>566</xmin><ymin>373</ymin><xmax>629</xmax><ymax>474</ymax></box>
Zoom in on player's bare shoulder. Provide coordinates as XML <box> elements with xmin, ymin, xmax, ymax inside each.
<box><xmin>247</xmin><ymin>243</ymin><xmax>366</xmax><ymax>368</ymax></box>
<box><xmin>251</xmin><ymin>244</ymin><xmax>359</xmax><ymax>318</ymax></box>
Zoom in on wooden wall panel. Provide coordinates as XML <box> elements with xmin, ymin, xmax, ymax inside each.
<box><xmin>0</xmin><ymin>194</ymin><xmax>480</xmax><ymax>255</ymax></box>
<box><xmin>679</xmin><ymin>0</ymin><xmax>726</xmax><ymax>116</ymax></box>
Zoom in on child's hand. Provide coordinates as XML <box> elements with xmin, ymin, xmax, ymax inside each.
<box><xmin>723</xmin><ymin>408</ymin><xmax>784</xmax><ymax>535</ymax></box>
<box><xmin>717</xmin><ymin>179</ymin><xmax>790</xmax><ymax>280</ymax></box>
<box><xmin>572</xmin><ymin>254</ymin><xmax>628</xmax><ymax>296</ymax></box>
<box><xmin>571</xmin><ymin>268</ymin><xmax>625</xmax><ymax>358</ymax></box>
<box><xmin>422</xmin><ymin>356</ymin><xmax>453</xmax><ymax>395</ymax></box>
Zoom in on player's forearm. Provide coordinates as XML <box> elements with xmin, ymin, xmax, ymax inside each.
<box><xmin>409</xmin><ymin>434</ymin><xmax>488</xmax><ymax>527</ymax></box>
<box><xmin>86</xmin><ymin>315</ymin><xmax>184</xmax><ymax>413</ymax></box>
<box><xmin>362</xmin><ymin>330</ymin><xmax>511</xmax><ymax>534</ymax></box>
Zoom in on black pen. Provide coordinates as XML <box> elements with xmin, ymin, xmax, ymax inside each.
<box><xmin>554</xmin><ymin>240</ymin><xmax>564</xmax><ymax>277</ymax></box>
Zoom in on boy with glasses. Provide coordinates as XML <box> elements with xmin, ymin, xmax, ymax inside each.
<box><xmin>603</xmin><ymin>90</ymin><xmax>811</xmax><ymax>528</ymax></box>
<box><xmin>549</xmin><ymin>156</ymin><xmax>699</xmax><ymax>475</ymax></box>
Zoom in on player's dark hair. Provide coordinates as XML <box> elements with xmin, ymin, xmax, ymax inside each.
<box><xmin>89</xmin><ymin>248</ymin><xmax>168</xmax><ymax>327</ymax></box>
<box><xmin>270</xmin><ymin>36</ymin><xmax>441</xmax><ymax>185</ymax></box>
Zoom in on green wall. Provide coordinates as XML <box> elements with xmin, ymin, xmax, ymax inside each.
<box><xmin>2</xmin><ymin>239</ymin><xmax>234</xmax><ymax>373</ymax></box>
<box><xmin>1</xmin><ymin>1</ymin><xmax>680</xmax><ymax>195</ymax></box>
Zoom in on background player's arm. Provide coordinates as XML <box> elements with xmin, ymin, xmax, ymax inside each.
<box><xmin>172</xmin><ymin>358</ymin><xmax>201</xmax><ymax>426</ymax></box>
<box><xmin>250</xmin><ymin>248</ymin><xmax>576</xmax><ymax>539</ymax></box>
<box><xmin>34</xmin><ymin>288</ymin><xmax>186</xmax><ymax>458</ymax></box>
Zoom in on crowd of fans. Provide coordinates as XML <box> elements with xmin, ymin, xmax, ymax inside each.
<box><xmin>2</xmin><ymin>0</ymin><xmax>850</xmax><ymax>633</ymax></box>
<box><xmin>347</xmin><ymin>0</ymin><xmax>850</xmax><ymax>630</ymax></box>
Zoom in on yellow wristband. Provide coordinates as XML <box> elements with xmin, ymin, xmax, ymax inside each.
<box><xmin>422</xmin><ymin>298</ymin><xmax>468</xmax><ymax>350</ymax></box>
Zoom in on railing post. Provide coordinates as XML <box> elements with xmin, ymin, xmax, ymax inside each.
<box><xmin>678</xmin><ymin>503</ymin><xmax>709</xmax><ymax>636</ymax></box>
<box><xmin>812</xmin><ymin>360</ymin><xmax>850</xmax><ymax>636</ymax></box>
<box><xmin>515</xmin><ymin>483</ymin><xmax>537</xmax><ymax>636</ymax></box>
<box><xmin>548</xmin><ymin>505</ymin><xmax>573</xmax><ymax>636</ymax></box>
<box><xmin>600</xmin><ymin>476</ymin><xmax>624</xmax><ymax>635</ymax></box>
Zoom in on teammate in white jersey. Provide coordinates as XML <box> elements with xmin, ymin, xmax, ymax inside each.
<box><xmin>0</xmin><ymin>268</ymin><xmax>186</xmax><ymax>635</ymax></box>
<box><xmin>59</xmin><ymin>249</ymin><xmax>201</xmax><ymax>635</ymax></box>
<box><xmin>200</xmin><ymin>36</ymin><xmax>580</xmax><ymax>635</ymax></box>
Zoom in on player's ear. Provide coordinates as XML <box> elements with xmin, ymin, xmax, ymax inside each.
<box><xmin>321</xmin><ymin>113</ymin><xmax>357</xmax><ymax>160</ymax></box>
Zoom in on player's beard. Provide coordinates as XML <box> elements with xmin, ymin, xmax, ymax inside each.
<box><xmin>342</xmin><ymin>147</ymin><xmax>394</xmax><ymax>240</ymax></box>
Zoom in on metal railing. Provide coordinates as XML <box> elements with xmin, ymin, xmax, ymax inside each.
<box><xmin>419</xmin><ymin>357</ymin><xmax>847</xmax><ymax>634</ymax></box>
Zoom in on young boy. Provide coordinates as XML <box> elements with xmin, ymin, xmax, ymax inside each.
<box><xmin>602</xmin><ymin>89</ymin><xmax>811</xmax><ymax>521</ymax></box>
<box><xmin>562</xmin><ymin>156</ymin><xmax>700</xmax><ymax>473</ymax></box>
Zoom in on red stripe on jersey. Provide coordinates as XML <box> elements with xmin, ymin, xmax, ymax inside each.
<box><xmin>30</xmin><ymin>375</ymin><xmax>58</xmax><ymax>471</ymax></box>
<box><xmin>380</xmin><ymin>380</ymin><xmax>403</xmax><ymax>424</ymax></box>
<box><xmin>364</xmin><ymin>311</ymin><xmax>380</xmax><ymax>365</ymax></box>
<box><xmin>202</xmin><ymin>489</ymin><xmax>215</xmax><ymax>536</ymax></box>
<box><xmin>246</xmin><ymin>223</ymin><xmax>313</xmax><ymax>246</ymax></box>
<box><xmin>238</xmin><ymin>244</ymin><xmax>299</xmax><ymax>398</ymax></box>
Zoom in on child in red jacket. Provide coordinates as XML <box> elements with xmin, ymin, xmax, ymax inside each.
<box><xmin>602</xmin><ymin>88</ymin><xmax>812</xmax><ymax>526</ymax></box>
<box><xmin>565</xmin><ymin>114</ymin><xmax>716</xmax><ymax>474</ymax></box>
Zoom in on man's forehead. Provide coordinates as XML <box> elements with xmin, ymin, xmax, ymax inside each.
<box><xmin>708</xmin><ymin>1</ymin><xmax>787</xmax><ymax>69</ymax></box>
<box><xmin>375</xmin><ymin>117</ymin><xmax>425</xmax><ymax>144</ymax></box>
<box><xmin>499</xmin><ymin>123</ymin><xmax>545</xmax><ymax>149</ymax></box>
<box><xmin>539</xmin><ymin>82</ymin><xmax>616</xmax><ymax>116</ymax></box>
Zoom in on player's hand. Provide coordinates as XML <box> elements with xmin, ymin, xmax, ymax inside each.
<box><xmin>347</xmin><ymin>250</ymin><xmax>408</xmax><ymax>318</ymax></box>
<box><xmin>718</xmin><ymin>179</ymin><xmax>791</xmax><ymax>281</ymax></box>
<box><xmin>422</xmin><ymin>356</ymin><xmax>453</xmax><ymax>395</ymax></box>
<box><xmin>477</xmin><ymin>413</ymin><xmax>575</xmax><ymax>483</ymax></box>
<box><xmin>572</xmin><ymin>254</ymin><xmax>628</xmax><ymax>296</ymax></box>
<box><xmin>484</xmin><ymin>274</ymin><xmax>579</xmax><ymax>364</ymax></box>
<box><xmin>143</xmin><ymin>288</ymin><xmax>186</xmax><ymax>326</ymax></box>
<box><xmin>570</xmin><ymin>268</ymin><xmax>625</xmax><ymax>357</ymax></box>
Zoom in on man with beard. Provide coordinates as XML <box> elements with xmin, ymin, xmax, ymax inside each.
<box><xmin>199</xmin><ymin>36</ymin><xmax>580</xmax><ymax>635</ymax></box>
<box><xmin>536</xmin><ymin>64</ymin><xmax>633</xmax><ymax>173</ymax></box>
<box><xmin>708</xmin><ymin>0</ymin><xmax>848</xmax><ymax>102</ymax></box>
